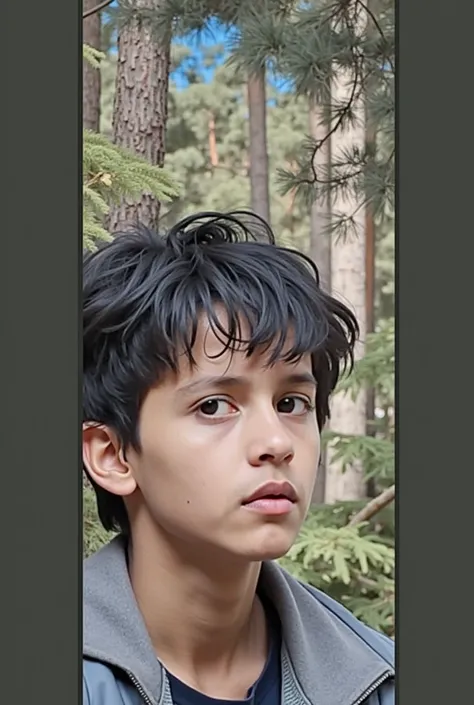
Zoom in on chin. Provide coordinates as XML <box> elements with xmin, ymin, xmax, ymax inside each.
<box><xmin>239</xmin><ymin>527</ymin><xmax>297</xmax><ymax>562</ymax></box>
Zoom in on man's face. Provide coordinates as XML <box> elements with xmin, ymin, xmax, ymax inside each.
<box><xmin>126</xmin><ymin>315</ymin><xmax>320</xmax><ymax>562</ymax></box>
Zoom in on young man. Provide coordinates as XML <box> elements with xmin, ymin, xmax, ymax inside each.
<box><xmin>83</xmin><ymin>212</ymin><xmax>395</xmax><ymax>705</ymax></box>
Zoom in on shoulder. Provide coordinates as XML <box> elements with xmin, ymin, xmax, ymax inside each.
<box><xmin>304</xmin><ymin>582</ymin><xmax>395</xmax><ymax>664</ymax></box>
<box><xmin>303</xmin><ymin>583</ymin><xmax>395</xmax><ymax>704</ymax></box>
<box><xmin>83</xmin><ymin>659</ymin><xmax>143</xmax><ymax>705</ymax></box>
<box><xmin>261</xmin><ymin>560</ymin><xmax>395</xmax><ymax>667</ymax></box>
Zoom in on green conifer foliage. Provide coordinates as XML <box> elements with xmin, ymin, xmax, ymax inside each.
<box><xmin>82</xmin><ymin>45</ymin><xmax>179</xmax><ymax>249</ymax></box>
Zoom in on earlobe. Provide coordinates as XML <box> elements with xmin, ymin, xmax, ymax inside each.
<box><xmin>82</xmin><ymin>423</ymin><xmax>137</xmax><ymax>497</ymax></box>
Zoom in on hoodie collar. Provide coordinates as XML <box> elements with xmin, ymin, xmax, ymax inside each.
<box><xmin>84</xmin><ymin>537</ymin><xmax>393</xmax><ymax>705</ymax></box>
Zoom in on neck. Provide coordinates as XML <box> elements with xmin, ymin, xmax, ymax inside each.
<box><xmin>127</xmin><ymin>519</ymin><xmax>268</xmax><ymax>696</ymax></box>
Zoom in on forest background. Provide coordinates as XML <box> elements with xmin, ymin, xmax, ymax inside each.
<box><xmin>83</xmin><ymin>0</ymin><xmax>395</xmax><ymax>636</ymax></box>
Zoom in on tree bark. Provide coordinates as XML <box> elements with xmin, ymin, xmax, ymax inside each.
<box><xmin>309</xmin><ymin>94</ymin><xmax>332</xmax><ymax>293</ymax></box>
<box><xmin>325</xmin><ymin>70</ymin><xmax>367</xmax><ymax>504</ymax></box>
<box><xmin>82</xmin><ymin>0</ymin><xmax>101</xmax><ymax>132</ymax></box>
<box><xmin>108</xmin><ymin>0</ymin><xmax>171</xmax><ymax>232</ymax></box>
<box><xmin>365</xmin><ymin>0</ymin><xmax>378</xmax><ymax>499</ymax></box>
<box><xmin>365</xmin><ymin>95</ymin><xmax>377</xmax><ymax>498</ymax></box>
<box><xmin>247</xmin><ymin>68</ymin><xmax>270</xmax><ymax>224</ymax></box>
<box><xmin>309</xmin><ymin>94</ymin><xmax>332</xmax><ymax>504</ymax></box>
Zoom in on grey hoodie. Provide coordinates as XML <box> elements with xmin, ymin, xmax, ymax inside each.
<box><xmin>84</xmin><ymin>537</ymin><xmax>395</xmax><ymax>705</ymax></box>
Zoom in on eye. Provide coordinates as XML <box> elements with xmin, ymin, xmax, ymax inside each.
<box><xmin>277</xmin><ymin>396</ymin><xmax>313</xmax><ymax>416</ymax></box>
<box><xmin>197</xmin><ymin>398</ymin><xmax>238</xmax><ymax>418</ymax></box>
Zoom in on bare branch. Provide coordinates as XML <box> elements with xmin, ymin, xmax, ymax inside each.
<box><xmin>348</xmin><ymin>484</ymin><xmax>395</xmax><ymax>525</ymax></box>
<box><xmin>83</xmin><ymin>0</ymin><xmax>114</xmax><ymax>20</ymax></box>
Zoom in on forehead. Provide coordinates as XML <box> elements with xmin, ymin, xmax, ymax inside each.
<box><xmin>181</xmin><ymin>312</ymin><xmax>311</xmax><ymax>378</ymax></box>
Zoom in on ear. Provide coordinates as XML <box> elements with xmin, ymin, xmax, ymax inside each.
<box><xmin>83</xmin><ymin>423</ymin><xmax>137</xmax><ymax>497</ymax></box>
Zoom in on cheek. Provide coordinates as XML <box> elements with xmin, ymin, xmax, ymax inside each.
<box><xmin>136</xmin><ymin>432</ymin><xmax>226</xmax><ymax>513</ymax></box>
<box><xmin>136</xmin><ymin>448</ymin><xmax>231</xmax><ymax>543</ymax></box>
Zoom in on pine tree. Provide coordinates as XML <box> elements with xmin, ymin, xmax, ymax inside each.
<box><xmin>135</xmin><ymin>0</ymin><xmax>279</xmax><ymax>221</ymax></box>
<box><xmin>229</xmin><ymin>0</ymin><xmax>395</xmax><ymax>237</ymax></box>
<box><xmin>325</xmin><ymin>67</ymin><xmax>368</xmax><ymax>502</ymax></box>
<box><xmin>157</xmin><ymin>47</ymin><xmax>311</xmax><ymax>242</ymax></box>
<box><xmin>247</xmin><ymin>67</ymin><xmax>271</xmax><ymax>222</ymax></box>
<box><xmin>308</xmin><ymin>93</ymin><xmax>332</xmax><ymax>504</ymax></box>
<box><xmin>108</xmin><ymin>0</ymin><xmax>173</xmax><ymax>231</ymax></box>
<box><xmin>82</xmin><ymin>44</ymin><xmax>179</xmax><ymax>247</ymax></box>
<box><xmin>308</xmin><ymin>93</ymin><xmax>332</xmax><ymax>292</ymax></box>
<box><xmin>83</xmin><ymin>0</ymin><xmax>102</xmax><ymax>131</ymax></box>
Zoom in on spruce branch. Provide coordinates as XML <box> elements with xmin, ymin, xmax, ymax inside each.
<box><xmin>348</xmin><ymin>485</ymin><xmax>395</xmax><ymax>526</ymax></box>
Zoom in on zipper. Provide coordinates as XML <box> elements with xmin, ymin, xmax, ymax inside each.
<box><xmin>351</xmin><ymin>671</ymin><xmax>394</xmax><ymax>705</ymax></box>
<box><xmin>126</xmin><ymin>670</ymin><xmax>394</xmax><ymax>705</ymax></box>
<box><xmin>100</xmin><ymin>659</ymin><xmax>393</xmax><ymax>705</ymax></box>
<box><xmin>127</xmin><ymin>671</ymin><xmax>155</xmax><ymax>705</ymax></box>
<box><xmin>85</xmin><ymin>650</ymin><xmax>158</xmax><ymax>705</ymax></box>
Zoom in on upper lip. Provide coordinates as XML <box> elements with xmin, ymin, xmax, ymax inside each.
<box><xmin>243</xmin><ymin>481</ymin><xmax>298</xmax><ymax>504</ymax></box>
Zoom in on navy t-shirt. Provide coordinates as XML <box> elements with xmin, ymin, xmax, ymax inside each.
<box><xmin>167</xmin><ymin>597</ymin><xmax>281</xmax><ymax>705</ymax></box>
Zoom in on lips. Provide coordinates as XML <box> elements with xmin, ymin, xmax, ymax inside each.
<box><xmin>242</xmin><ymin>481</ymin><xmax>297</xmax><ymax>505</ymax></box>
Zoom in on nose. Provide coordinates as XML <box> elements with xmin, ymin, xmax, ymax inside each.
<box><xmin>246</xmin><ymin>409</ymin><xmax>295</xmax><ymax>467</ymax></box>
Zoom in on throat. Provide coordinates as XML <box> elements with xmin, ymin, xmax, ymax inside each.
<box><xmin>162</xmin><ymin>598</ymin><xmax>270</xmax><ymax>702</ymax></box>
<box><xmin>164</xmin><ymin>597</ymin><xmax>270</xmax><ymax>700</ymax></box>
<box><xmin>127</xmin><ymin>534</ymin><xmax>269</xmax><ymax>697</ymax></box>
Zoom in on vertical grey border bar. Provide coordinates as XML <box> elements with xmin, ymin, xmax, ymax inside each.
<box><xmin>5</xmin><ymin>1</ymin><xmax>81</xmax><ymax>704</ymax></box>
<box><xmin>398</xmin><ymin>0</ymin><xmax>472</xmax><ymax>702</ymax></box>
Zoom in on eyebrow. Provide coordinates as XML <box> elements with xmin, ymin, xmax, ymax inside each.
<box><xmin>176</xmin><ymin>372</ymin><xmax>317</xmax><ymax>396</ymax></box>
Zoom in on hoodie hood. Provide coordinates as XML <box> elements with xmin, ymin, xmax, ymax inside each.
<box><xmin>84</xmin><ymin>537</ymin><xmax>394</xmax><ymax>705</ymax></box>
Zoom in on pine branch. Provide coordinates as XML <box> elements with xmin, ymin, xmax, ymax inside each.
<box><xmin>277</xmin><ymin>1</ymin><xmax>394</xmax><ymax>211</ymax></box>
<box><xmin>328</xmin><ymin>196</ymin><xmax>369</xmax><ymax>240</ymax></box>
<box><xmin>355</xmin><ymin>0</ymin><xmax>394</xmax><ymax>73</ymax></box>
<box><xmin>83</xmin><ymin>0</ymin><xmax>114</xmax><ymax>20</ymax></box>
<box><xmin>305</xmin><ymin>2</ymin><xmax>365</xmax><ymax>187</ymax></box>
<box><xmin>348</xmin><ymin>485</ymin><xmax>395</xmax><ymax>525</ymax></box>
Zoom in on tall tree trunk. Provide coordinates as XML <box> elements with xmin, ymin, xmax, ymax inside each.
<box><xmin>247</xmin><ymin>68</ymin><xmax>270</xmax><ymax>224</ymax></box>
<box><xmin>365</xmin><ymin>99</ymin><xmax>377</xmax><ymax>499</ymax></box>
<box><xmin>108</xmin><ymin>0</ymin><xmax>171</xmax><ymax>232</ymax></box>
<box><xmin>309</xmin><ymin>95</ymin><xmax>332</xmax><ymax>292</ymax></box>
<box><xmin>82</xmin><ymin>0</ymin><xmax>101</xmax><ymax>132</ymax></box>
<box><xmin>309</xmin><ymin>94</ymin><xmax>332</xmax><ymax>504</ymax></box>
<box><xmin>365</xmin><ymin>0</ymin><xmax>378</xmax><ymax>499</ymax></box>
<box><xmin>325</xmin><ymin>73</ymin><xmax>367</xmax><ymax>504</ymax></box>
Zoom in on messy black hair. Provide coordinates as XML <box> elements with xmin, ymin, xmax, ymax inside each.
<box><xmin>83</xmin><ymin>211</ymin><xmax>359</xmax><ymax>534</ymax></box>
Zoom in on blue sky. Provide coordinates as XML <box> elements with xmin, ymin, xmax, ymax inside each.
<box><xmin>104</xmin><ymin>4</ymin><xmax>229</xmax><ymax>86</ymax></box>
<box><xmin>169</xmin><ymin>19</ymin><xmax>288</xmax><ymax>94</ymax></box>
<box><xmin>171</xmin><ymin>18</ymin><xmax>231</xmax><ymax>88</ymax></box>
<box><xmin>102</xmin><ymin>4</ymin><xmax>287</xmax><ymax>93</ymax></box>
